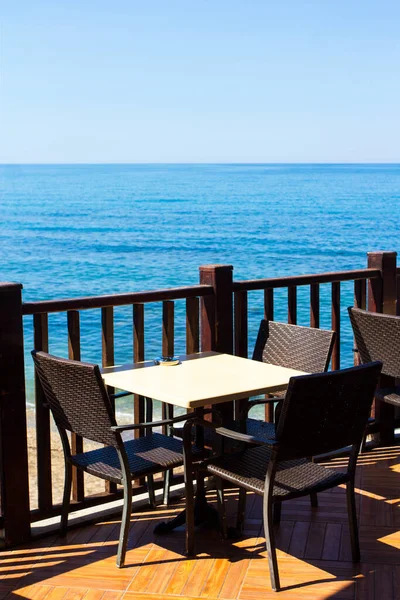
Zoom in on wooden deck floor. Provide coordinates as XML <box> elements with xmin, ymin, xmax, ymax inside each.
<box><xmin>2</xmin><ymin>444</ymin><xmax>399</xmax><ymax>600</ymax></box>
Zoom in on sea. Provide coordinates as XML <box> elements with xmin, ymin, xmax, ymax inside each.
<box><xmin>1</xmin><ymin>163</ymin><xmax>399</xmax><ymax>419</ymax></box>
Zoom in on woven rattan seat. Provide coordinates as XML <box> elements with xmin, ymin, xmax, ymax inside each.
<box><xmin>32</xmin><ymin>350</ymin><xmax>198</xmax><ymax>568</ymax></box>
<box><xmin>207</xmin><ymin>445</ymin><xmax>347</xmax><ymax>499</ymax></box>
<box><xmin>72</xmin><ymin>433</ymin><xmax>188</xmax><ymax>484</ymax></box>
<box><xmin>349</xmin><ymin>307</ymin><xmax>400</xmax><ymax>441</ymax></box>
<box><xmin>183</xmin><ymin>362</ymin><xmax>382</xmax><ymax>592</ymax></box>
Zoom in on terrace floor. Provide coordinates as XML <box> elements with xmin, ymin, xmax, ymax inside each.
<box><xmin>1</xmin><ymin>444</ymin><xmax>400</xmax><ymax>600</ymax></box>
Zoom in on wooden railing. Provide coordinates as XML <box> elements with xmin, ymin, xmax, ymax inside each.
<box><xmin>24</xmin><ymin>284</ymin><xmax>214</xmax><ymax>523</ymax></box>
<box><xmin>0</xmin><ymin>252</ymin><xmax>398</xmax><ymax>547</ymax></box>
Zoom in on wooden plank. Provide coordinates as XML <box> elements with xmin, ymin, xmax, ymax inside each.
<box><xmin>162</xmin><ymin>301</ymin><xmax>174</xmax><ymax>430</ymax></box>
<box><xmin>234</xmin><ymin>290</ymin><xmax>248</xmax><ymax>358</ymax></box>
<box><xmin>101</xmin><ymin>306</ymin><xmax>116</xmax><ymax>494</ymax></box>
<box><xmin>0</xmin><ymin>283</ymin><xmax>31</xmax><ymax>545</ymax></box>
<box><xmin>354</xmin><ymin>279</ymin><xmax>366</xmax><ymax>366</ymax></box>
<box><xmin>67</xmin><ymin>310</ymin><xmax>84</xmax><ymax>502</ymax></box>
<box><xmin>34</xmin><ymin>312</ymin><xmax>53</xmax><ymax>513</ymax></box>
<box><xmin>310</xmin><ymin>283</ymin><xmax>320</xmax><ymax>328</ymax></box>
<box><xmin>186</xmin><ymin>297</ymin><xmax>199</xmax><ymax>355</ymax></box>
<box><xmin>331</xmin><ymin>281</ymin><xmax>340</xmax><ymax>370</ymax></box>
<box><xmin>234</xmin><ymin>290</ymin><xmax>248</xmax><ymax>420</ymax></box>
<box><xmin>321</xmin><ymin>523</ymin><xmax>342</xmax><ymax>560</ymax></box>
<box><xmin>264</xmin><ymin>288</ymin><xmax>274</xmax><ymax>321</ymax></box>
<box><xmin>133</xmin><ymin>304</ymin><xmax>145</xmax><ymax>438</ymax></box>
<box><xmin>199</xmin><ymin>265</ymin><xmax>233</xmax><ymax>422</ymax></box>
<box><xmin>367</xmin><ymin>251</ymin><xmax>397</xmax><ymax>315</ymax></box>
<box><xmin>263</xmin><ymin>290</ymin><xmax>274</xmax><ymax>422</ymax></box>
<box><xmin>288</xmin><ymin>286</ymin><xmax>297</xmax><ymax>325</ymax></box>
<box><xmin>23</xmin><ymin>285</ymin><xmax>213</xmax><ymax>315</ymax></box>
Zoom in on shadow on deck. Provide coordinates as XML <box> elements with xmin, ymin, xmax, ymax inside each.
<box><xmin>1</xmin><ymin>444</ymin><xmax>399</xmax><ymax>600</ymax></box>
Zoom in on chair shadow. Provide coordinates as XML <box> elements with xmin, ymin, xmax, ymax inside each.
<box><xmin>3</xmin><ymin>445</ymin><xmax>399</xmax><ymax>599</ymax></box>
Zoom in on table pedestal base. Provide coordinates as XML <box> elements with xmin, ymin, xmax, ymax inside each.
<box><xmin>154</xmin><ymin>493</ymin><xmax>219</xmax><ymax>534</ymax></box>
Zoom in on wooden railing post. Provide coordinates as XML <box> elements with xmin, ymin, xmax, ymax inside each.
<box><xmin>0</xmin><ymin>283</ymin><xmax>31</xmax><ymax>546</ymax></box>
<box><xmin>199</xmin><ymin>265</ymin><xmax>234</xmax><ymax>421</ymax></box>
<box><xmin>367</xmin><ymin>251</ymin><xmax>397</xmax><ymax>315</ymax></box>
<box><xmin>199</xmin><ymin>264</ymin><xmax>233</xmax><ymax>355</ymax></box>
<box><xmin>367</xmin><ymin>251</ymin><xmax>398</xmax><ymax>445</ymax></box>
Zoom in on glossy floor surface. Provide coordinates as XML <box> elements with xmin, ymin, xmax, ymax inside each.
<box><xmin>2</xmin><ymin>445</ymin><xmax>399</xmax><ymax>599</ymax></box>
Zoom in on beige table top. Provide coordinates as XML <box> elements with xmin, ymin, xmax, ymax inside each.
<box><xmin>101</xmin><ymin>351</ymin><xmax>307</xmax><ymax>410</ymax></box>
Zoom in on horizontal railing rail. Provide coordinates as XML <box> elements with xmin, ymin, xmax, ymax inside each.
<box><xmin>232</xmin><ymin>268</ymin><xmax>380</xmax><ymax>291</ymax></box>
<box><xmin>22</xmin><ymin>284</ymin><xmax>213</xmax><ymax>315</ymax></box>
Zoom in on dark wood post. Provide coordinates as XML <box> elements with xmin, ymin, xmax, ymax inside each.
<box><xmin>0</xmin><ymin>283</ymin><xmax>31</xmax><ymax>546</ymax></box>
<box><xmin>367</xmin><ymin>251</ymin><xmax>398</xmax><ymax>445</ymax></box>
<box><xmin>368</xmin><ymin>251</ymin><xmax>397</xmax><ymax>315</ymax></box>
<box><xmin>199</xmin><ymin>264</ymin><xmax>233</xmax><ymax>355</ymax></box>
<box><xmin>199</xmin><ymin>265</ymin><xmax>234</xmax><ymax>421</ymax></box>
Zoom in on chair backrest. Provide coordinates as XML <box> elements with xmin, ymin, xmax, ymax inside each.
<box><xmin>252</xmin><ymin>319</ymin><xmax>335</xmax><ymax>373</ymax></box>
<box><xmin>348</xmin><ymin>307</ymin><xmax>400</xmax><ymax>379</ymax></box>
<box><xmin>32</xmin><ymin>350</ymin><xmax>118</xmax><ymax>447</ymax></box>
<box><xmin>275</xmin><ymin>361</ymin><xmax>382</xmax><ymax>460</ymax></box>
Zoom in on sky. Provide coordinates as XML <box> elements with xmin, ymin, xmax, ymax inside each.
<box><xmin>1</xmin><ymin>1</ymin><xmax>400</xmax><ymax>163</ymax></box>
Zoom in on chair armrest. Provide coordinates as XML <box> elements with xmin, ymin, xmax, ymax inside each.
<box><xmin>111</xmin><ymin>411</ymin><xmax>198</xmax><ymax>433</ymax></box>
<box><xmin>182</xmin><ymin>417</ymin><xmax>277</xmax><ymax>447</ymax></box>
<box><xmin>111</xmin><ymin>407</ymin><xmax>221</xmax><ymax>433</ymax></box>
<box><xmin>240</xmin><ymin>397</ymin><xmax>279</xmax><ymax>419</ymax></box>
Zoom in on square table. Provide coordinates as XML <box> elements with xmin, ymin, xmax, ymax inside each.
<box><xmin>101</xmin><ymin>351</ymin><xmax>307</xmax><ymax>535</ymax></box>
<box><xmin>101</xmin><ymin>350</ymin><xmax>306</xmax><ymax>410</ymax></box>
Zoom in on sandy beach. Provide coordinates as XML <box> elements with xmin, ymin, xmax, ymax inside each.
<box><xmin>26</xmin><ymin>409</ymin><xmax>126</xmax><ymax>510</ymax></box>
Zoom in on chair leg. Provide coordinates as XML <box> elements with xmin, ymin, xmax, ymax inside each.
<box><xmin>162</xmin><ymin>469</ymin><xmax>172</xmax><ymax>505</ymax></box>
<box><xmin>273</xmin><ymin>501</ymin><xmax>281</xmax><ymax>525</ymax></box>
<box><xmin>263</xmin><ymin>494</ymin><xmax>281</xmax><ymax>592</ymax></box>
<box><xmin>236</xmin><ymin>488</ymin><xmax>247</xmax><ymax>534</ymax></box>
<box><xmin>346</xmin><ymin>480</ymin><xmax>360</xmax><ymax>563</ymax></box>
<box><xmin>215</xmin><ymin>477</ymin><xmax>227</xmax><ymax>539</ymax></box>
<box><xmin>310</xmin><ymin>492</ymin><xmax>318</xmax><ymax>507</ymax></box>
<box><xmin>184</xmin><ymin>467</ymin><xmax>195</xmax><ymax>556</ymax></box>
<box><xmin>60</xmin><ymin>460</ymin><xmax>72</xmax><ymax>535</ymax></box>
<box><xmin>117</xmin><ymin>475</ymin><xmax>133</xmax><ymax>568</ymax></box>
<box><xmin>147</xmin><ymin>475</ymin><xmax>157</xmax><ymax>509</ymax></box>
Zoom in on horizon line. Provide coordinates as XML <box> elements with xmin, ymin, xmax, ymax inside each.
<box><xmin>1</xmin><ymin>161</ymin><xmax>400</xmax><ymax>166</ymax></box>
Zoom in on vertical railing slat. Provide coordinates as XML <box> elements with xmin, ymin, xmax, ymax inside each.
<box><xmin>234</xmin><ymin>290</ymin><xmax>248</xmax><ymax>358</ymax></box>
<box><xmin>288</xmin><ymin>286</ymin><xmax>297</xmax><ymax>324</ymax></box>
<box><xmin>33</xmin><ymin>313</ymin><xmax>52</xmax><ymax>512</ymax></box>
<box><xmin>264</xmin><ymin>288</ymin><xmax>274</xmax><ymax>321</ymax></box>
<box><xmin>353</xmin><ymin>279</ymin><xmax>366</xmax><ymax>366</ymax></box>
<box><xmin>67</xmin><ymin>310</ymin><xmax>84</xmax><ymax>502</ymax></box>
<box><xmin>133</xmin><ymin>303</ymin><xmax>145</xmax><ymax>437</ymax></box>
<box><xmin>101</xmin><ymin>306</ymin><xmax>116</xmax><ymax>494</ymax></box>
<box><xmin>186</xmin><ymin>297</ymin><xmax>199</xmax><ymax>355</ymax></box>
<box><xmin>162</xmin><ymin>301</ymin><xmax>174</xmax><ymax>429</ymax></box>
<box><xmin>263</xmin><ymin>289</ymin><xmax>274</xmax><ymax>422</ymax></box>
<box><xmin>310</xmin><ymin>283</ymin><xmax>320</xmax><ymax>328</ymax></box>
<box><xmin>331</xmin><ymin>282</ymin><xmax>340</xmax><ymax>370</ymax></box>
<box><xmin>234</xmin><ymin>290</ymin><xmax>248</xmax><ymax>420</ymax></box>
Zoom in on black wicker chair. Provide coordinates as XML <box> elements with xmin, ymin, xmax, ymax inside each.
<box><xmin>32</xmin><ymin>350</ymin><xmax>198</xmax><ymax>567</ymax></box>
<box><xmin>244</xmin><ymin>319</ymin><xmax>336</xmax><ymax>441</ymax></box>
<box><xmin>183</xmin><ymin>361</ymin><xmax>382</xmax><ymax>592</ymax></box>
<box><xmin>349</xmin><ymin>306</ymin><xmax>400</xmax><ymax>443</ymax></box>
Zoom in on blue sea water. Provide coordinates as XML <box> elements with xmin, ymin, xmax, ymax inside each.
<box><xmin>1</xmin><ymin>164</ymin><xmax>399</xmax><ymax>416</ymax></box>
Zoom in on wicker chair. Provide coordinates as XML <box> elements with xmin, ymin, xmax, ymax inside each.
<box><xmin>183</xmin><ymin>361</ymin><xmax>382</xmax><ymax>592</ymax></box>
<box><xmin>243</xmin><ymin>319</ymin><xmax>336</xmax><ymax>441</ymax></box>
<box><xmin>348</xmin><ymin>306</ymin><xmax>400</xmax><ymax>443</ymax></box>
<box><xmin>32</xmin><ymin>350</ymin><xmax>198</xmax><ymax>567</ymax></box>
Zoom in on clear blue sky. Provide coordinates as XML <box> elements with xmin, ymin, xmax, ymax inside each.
<box><xmin>1</xmin><ymin>1</ymin><xmax>399</xmax><ymax>163</ymax></box>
